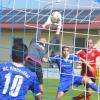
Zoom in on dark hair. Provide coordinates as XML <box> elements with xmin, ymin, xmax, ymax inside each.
<box><xmin>62</xmin><ymin>46</ymin><xmax>70</xmax><ymax>51</ymax></box>
<box><xmin>12</xmin><ymin>43</ymin><xmax>28</xmax><ymax>63</ymax></box>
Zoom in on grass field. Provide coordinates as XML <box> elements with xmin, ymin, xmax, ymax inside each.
<box><xmin>26</xmin><ymin>79</ymin><xmax>99</xmax><ymax>100</ymax></box>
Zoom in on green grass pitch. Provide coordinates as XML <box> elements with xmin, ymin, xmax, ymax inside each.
<box><xmin>26</xmin><ymin>79</ymin><xmax>99</xmax><ymax>100</ymax></box>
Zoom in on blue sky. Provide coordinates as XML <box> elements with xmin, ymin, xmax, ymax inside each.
<box><xmin>0</xmin><ymin>0</ymin><xmax>100</xmax><ymax>9</ymax></box>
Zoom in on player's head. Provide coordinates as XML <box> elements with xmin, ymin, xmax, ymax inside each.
<box><xmin>51</xmin><ymin>11</ymin><xmax>61</xmax><ymax>24</ymax></box>
<box><xmin>39</xmin><ymin>37</ymin><xmax>47</xmax><ymax>46</ymax></box>
<box><xmin>62</xmin><ymin>46</ymin><xmax>70</xmax><ymax>57</ymax></box>
<box><xmin>88</xmin><ymin>39</ymin><xmax>93</xmax><ymax>49</ymax></box>
<box><xmin>11</xmin><ymin>43</ymin><xmax>28</xmax><ymax>63</ymax></box>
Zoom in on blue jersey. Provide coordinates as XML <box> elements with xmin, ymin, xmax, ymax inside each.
<box><xmin>49</xmin><ymin>54</ymin><xmax>80</xmax><ymax>77</ymax></box>
<box><xmin>0</xmin><ymin>62</ymin><xmax>40</xmax><ymax>100</ymax></box>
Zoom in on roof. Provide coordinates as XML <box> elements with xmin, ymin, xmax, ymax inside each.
<box><xmin>0</xmin><ymin>9</ymin><xmax>100</xmax><ymax>29</ymax></box>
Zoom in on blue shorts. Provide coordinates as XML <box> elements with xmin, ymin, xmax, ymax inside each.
<box><xmin>58</xmin><ymin>75</ymin><xmax>83</xmax><ymax>93</ymax></box>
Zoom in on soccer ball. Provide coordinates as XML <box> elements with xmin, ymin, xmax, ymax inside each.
<box><xmin>50</xmin><ymin>11</ymin><xmax>61</xmax><ymax>24</ymax></box>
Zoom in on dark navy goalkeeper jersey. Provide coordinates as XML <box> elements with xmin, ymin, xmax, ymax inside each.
<box><xmin>49</xmin><ymin>54</ymin><xmax>80</xmax><ymax>77</ymax></box>
<box><xmin>0</xmin><ymin>62</ymin><xmax>40</xmax><ymax>100</ymax></box>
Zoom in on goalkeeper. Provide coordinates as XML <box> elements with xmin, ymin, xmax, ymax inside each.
<box><xmin>42</xmin><ymin>11</ymin><xmax>62</xmax><ymax>57</ymax></box>
<box><xmin>42</xmin><ymin>11</ymin><xmax>62</xmax><ymax>35</ymax></box>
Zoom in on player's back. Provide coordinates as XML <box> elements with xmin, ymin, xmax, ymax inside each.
<box><xmin>0</xmin><ymin>62</ymin><xmax>38</xmax><ymax>100</ymax></box>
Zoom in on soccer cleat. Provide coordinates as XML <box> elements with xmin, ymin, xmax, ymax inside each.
<box><xmin>72</xmin><ymin>96</ymin><xmax>75</xmax><ymax>100</ymax></box>
<box><xmin>73</xmin><ymin>96</ymin><xmax>90</xmax><ymax>100</ymax></box>
<box><xmin>85</xmin><ymin>96</ymin><xmax>90</xmax><ymax>100</ymax></box>
<box><xmin>72</xmin><ymin>96</ymin><xmax>82</xmax><ymax>100</ymax></box>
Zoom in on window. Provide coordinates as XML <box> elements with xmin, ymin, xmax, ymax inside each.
<box><xmin>75</xmin><ymin>37</ymin><xmax>86</xmax><ymax>52</ymax></box>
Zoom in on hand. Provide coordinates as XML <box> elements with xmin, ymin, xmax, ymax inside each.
<box><xmin>42</xmin><ymin>58</ymin><xmax>48</xmax><ymax>63</ymax></box>
<box><xmin>76</xmin><ymin>60</ymin><xmax>82</xmax><ymax>64</ymax></box>
<box><xmin>56</xmin><ymin>28</ymin><xmax>61</xmax><ymax>35</ymax></box>
<box><xmin>42</xmin><ymin>24</ymin><xmax>46</xmax><ymax>28</ymax></box>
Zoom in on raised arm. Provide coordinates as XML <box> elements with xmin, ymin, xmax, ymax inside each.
<box><xmin>42</xmin><ymin>15</ymin><xmax>51</xmax><ymax>28</ymax></box>
<box><xmin>56</xmin><ymin>27</ymin><xmax>61</xmax><ymax>35</ymax></box>
<box><xmin>56</xmin><ymin>14</ymin><xmax>62</xmax><ymax>35</ymax></box>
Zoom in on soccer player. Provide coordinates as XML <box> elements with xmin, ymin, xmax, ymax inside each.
<box><xmin>25</xmin><ymin>29</ymin><xmax>47</xmax><ymax>94</ymax></box>
<box><xmin>25</xmin><ymin>28</ymin><xmax>58</xmax><ymax>93</ymax></box>
<box><xmin>42</xmin><ymin>11</ymin><xmax>62</xmax><ymax>35</ymax></box>
<box><xmin>42</xmin><ymin>46</ymin><xmax>100</xmax><ymax>100</ymax></box>
<box><xmin>42</xmin><ymin>11</ymin><xmax>61</xmax><ymax>59</ymax></box>
<box><xmin>0</xmin><ymin>43</ymin><xmax>42</xmax><ymax>100</ymax></box>
<box><xmin>74</xmin><ymin>39</ymin><xmax>100</xmax><ymax>100</ymax></box>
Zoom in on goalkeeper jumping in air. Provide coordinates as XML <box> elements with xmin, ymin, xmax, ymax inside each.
<box><xmin>42</xmin><ymin>11</ymin><xmax>62</xmax><ymax>57</ymax></box>
<box><xmin>42</xmin><ymin>11</ymin><xmax>62</xmax><ymax>35</ymax></box>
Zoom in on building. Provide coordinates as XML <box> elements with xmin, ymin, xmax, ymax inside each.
<box><xmin>0</xmin><ymin>9</ymin><xmax>100</xmax><ymax>65</ymax></box>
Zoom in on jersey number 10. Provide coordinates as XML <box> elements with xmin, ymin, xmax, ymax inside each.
<box><xmin>2</xmin><ymin>73</ymin><xmax>24</xmax><ymax>97</ymax></box>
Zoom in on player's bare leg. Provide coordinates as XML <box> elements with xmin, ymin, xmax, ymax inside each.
<box><xmin>85</xmin><ymin>88</ymin><xmax>94</xmax><ymax>100</ymax></box>
<box><xmin>55</xmin><ymin>92</ymin><xmax>64</xmax><ymax>100</ymax></box>
<box><xmin>35</xmin><ymin>94</ymin><xmax>42</xmax><ymax>100</ymax></box>
<box><xmin>40</xmin><ymin>84</ymin><xmax>43</xmax><ymax>94</ymax></box>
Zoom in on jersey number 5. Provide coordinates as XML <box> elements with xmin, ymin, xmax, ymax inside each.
<box><xmin>2</xmin><ymin>73</ymin><xmax>24</xmax><ymax>97</ymax></box>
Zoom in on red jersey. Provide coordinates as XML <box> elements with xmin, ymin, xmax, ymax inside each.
<box><xmin>76</xmin><ymin>48</ymin><xmax>100</xmax><ymax>77</ymax></box>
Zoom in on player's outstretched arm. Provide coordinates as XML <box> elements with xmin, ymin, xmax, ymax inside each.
<box><xmin>42</xmin><ymin>16</ymin><xmax>51</xmax><ymax>28</ymax></box>
<box><xmin>80</xmin><ymin>57</ymin><xmax>94</xmax><ymax>72</ymax></box>
<box><xmin>42</xmin><ymin>56</ymin><xmax>58</xmax><ymax>64</ymax></box>
<box><xmin>56</xmin><ymin>27</ymin><xmax>61</xmax><ymax>35</ymax></box>
<box><xmin>42</xmin><ymin>23</ymin><xmax>49</xmax><ymax>28</ymax></box>
<box><xmin>56</xmin><ymin>16</ymin><xmax>62</xmax><ymax>35</ymax></box>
